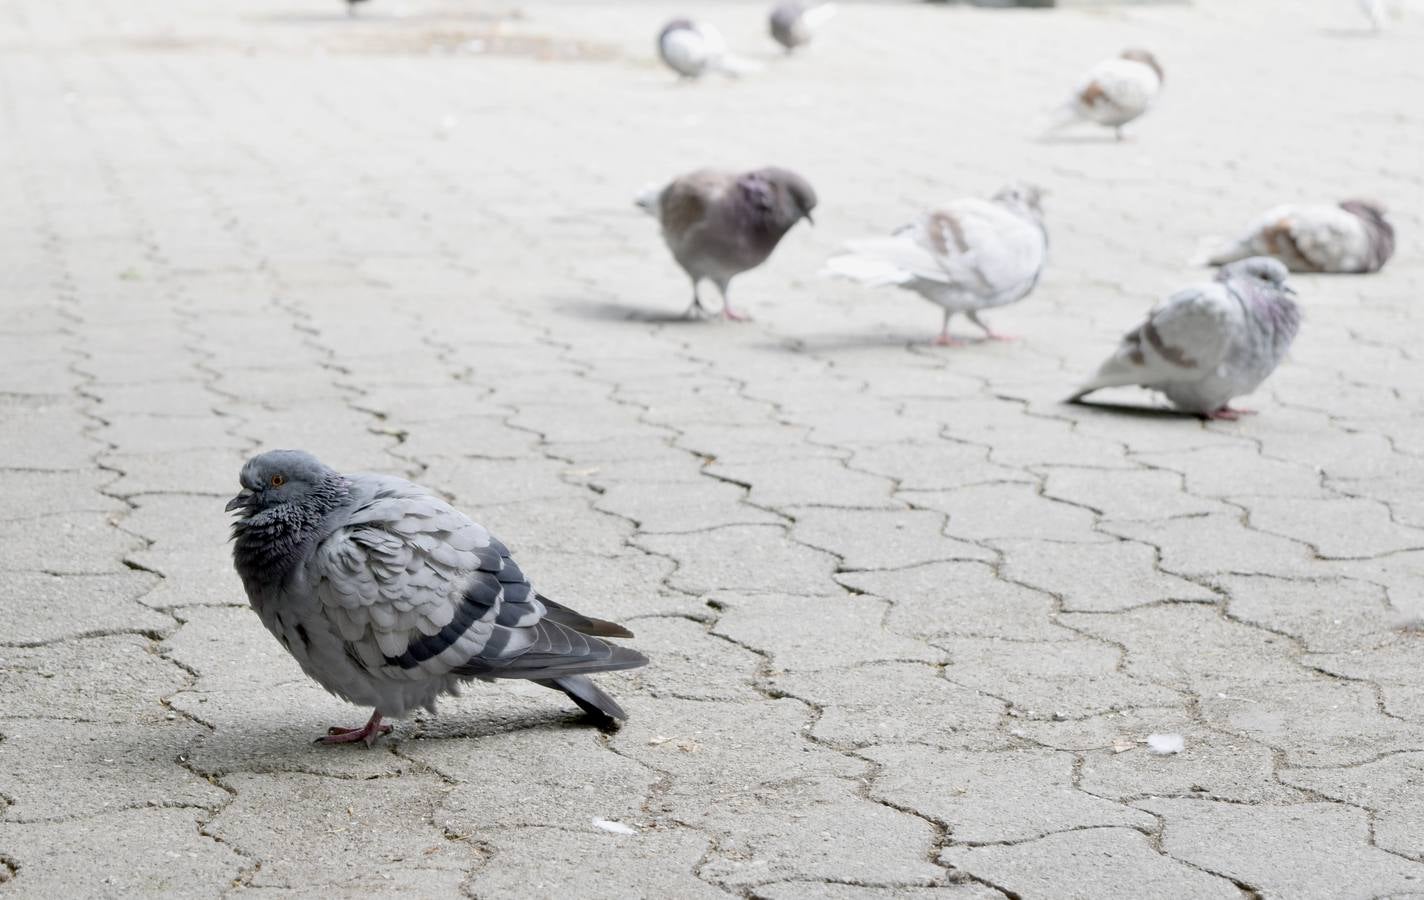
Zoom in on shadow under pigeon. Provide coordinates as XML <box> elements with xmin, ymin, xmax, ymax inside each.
<box><xmin>1036</xmin><ymin>133</ymin><xmax>1133</xmax><ymax>145</ymax></box>
<box><xmin>561</xmin><ymin>299</ymin><xmax>721</xmax><ymax>325</ymax></box>
<box><xmin>1061</xmin><ymin>398</ymin><xmax>1204</xmax><ymax>421</ymax></box>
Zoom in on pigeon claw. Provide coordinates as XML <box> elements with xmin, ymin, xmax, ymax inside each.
<box><xmin>315</xmin><ymin>712</ymin><xmax>392</xmax><ymax>746</ymax></box>
<box><xmin>1204</xmin><ymin>406</ymin><xmax>1257</xmax><ymax>421</ymax></box>
<box><xmin>932</xmin><ymin>333</ymin><xmax>965</xmax><ymax>347</ymax></box>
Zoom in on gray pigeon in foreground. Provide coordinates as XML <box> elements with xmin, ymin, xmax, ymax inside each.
<box><xmin>636</xmin><ymin>167</ymin><xmax>817</xmax><ymax>320</ymax></box>
<box><xmin>770</xmin><ymin>2</ymin><xmax>837</xmax><ymax>52</ymax></box>
<box><xmin>227</xmin><ymin>450</ymin><xmax>646</xmax><ymax>745</ymax></box>
<box><xmin>823</xmin><ymin>183</ymin><xmax>1047</xmax><ymax>344</ymax></box>
<box><xmin>1069</xmin><ymin>257</ymin><xmax>1301</xmax><ymax>420</ymax></box>
<box><xmin>1204</xmin><ymin>200</ymin><xmax>1394</xmax><ymax>273</ymax></box>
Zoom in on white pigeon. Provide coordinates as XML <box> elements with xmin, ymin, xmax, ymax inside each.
<box><xmin>1049</xmin><ymin>49</ymin><xmax>1164</xmax><ymax>140</ymax></box>
<box><xmin>1069</xmin><ymin>257</ymin><xmax>1302</xmax><ymax>420</ymax></box>
<box><xmin>770</xmin><ymin>2</ymin><xmax>837</xmax><ymax>52</ymax></box>
<box><xmin>823</xmin><ymin>183</ymin><xmax>1047</xmax><ymax>345</ymax></box>
<box><xmin>1360</xmin><ymin>0</ymin><xmax>1387</xmax><ymax>30</ymax></box>
<box><xmin>1204</xmin><ymin>200</ymin><xmax>1395</xmax><ymax>274</ymax></box>
<box><xmin>657</xmin><ymin>19</ymin><xmax>758</xmax><ymax>79</ymax></box>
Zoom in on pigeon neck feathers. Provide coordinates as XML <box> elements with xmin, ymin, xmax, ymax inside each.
<box><xmin>231</xmin><ymin>475</ymin><xmax>352</xmax><ymax>589</ymax></box>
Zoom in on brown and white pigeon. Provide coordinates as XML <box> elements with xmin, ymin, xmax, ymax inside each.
<box><xmin>769</xmin><ymin>2</ymin><xmax>837</xmax><ymax>52</ymax></box>
<box><xmin>227</xmin><ymin>450</ymin><xmax>647</xmax><ymax>745</ymax></box>
<box><xmin>1204</xmin><ymin>200</ymin><xmax>1395</xmax><ymax>273</ymax></box>
<box><xmin>1069</xmin><ymin>257</ymin><xmax>1302</xmax><ymax>420</ymax></box>
<box><xmin>636</xmin><ymin>167</ymin><xmax>817</xmax><ymax>320</ymax></box>
<box><xmin>1048</xmin><ymin>49</ymin><xmax>1164</xmax><ymax>140</ymax></box>
<box><xmin>823</xmin><ymin>183</ymin><xmax>1047</xmax><ymax>345</ymax></box>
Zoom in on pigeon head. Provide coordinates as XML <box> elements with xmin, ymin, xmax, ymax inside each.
<box><xmin>758</xmin><ymin>167</ymin><xmax>819</xmax><ymax>227</ymax></box>
<box><xmin>226</xmin><ymin>449</ymin><xmax>345</xmax><ymax>518</ymax></box>
<box><xmin>1339</xmin><ymin>199</ymin><xmax>1395</xmax><ymax>269</ymax></box>
<box><xmin>992</xmin><ymin>182</ymin><xmax>1046</xmax><ymax>221</ymax></box>
<box><xmin>1120</xmin><ymin>48</ymin><xmax>1163</xmax><ymax>83</ymax></box>
<box><xmin>1219</xmin><ymin>256</ymin><xmax>1294</xmax><ymax>294</ymax></box>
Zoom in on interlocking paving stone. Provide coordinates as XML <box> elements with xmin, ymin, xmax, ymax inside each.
<box><xmin>4</xmin><ymin>0</ymin><xmax>1423</xmax><ymax>893</ymax></box>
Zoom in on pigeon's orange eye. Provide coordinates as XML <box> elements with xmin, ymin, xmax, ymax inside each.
<box><xmin>270</xmin><ymin>474</ymin><xmax>286</xmax><ymax>487</ymax></box>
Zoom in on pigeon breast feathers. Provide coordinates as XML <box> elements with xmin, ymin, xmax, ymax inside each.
<box><xmin>1078</xmin><ymin>286</ymin><xmax>1239</xmax><ymax>394</ymax></box>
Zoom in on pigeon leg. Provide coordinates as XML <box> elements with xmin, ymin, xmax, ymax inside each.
<box><xmin>967</xmin><ymin>311</ymin><xmax>1017</xmax><ymax>342</ymax></box>
<box><xmin>932</xmin><ymin>309</ymin><xmax>963</xmax><ymax>346</ymax></box>
<box><xmin>1115</xmin><ymin>125</ymin><xmax>1124</xmax><ymax>141</ymax></box>
<box><xmin>684</xmin><ymin>281</ymin><xmax>709</xmax><ymax>319</ymax></box>
<box><xmin>316</xmin><ymin>710</ymin><xmax>392</xmax><ymax>746</ymax></box>
<box><xmin>716</xmin><ymin>282</ymin><xmax>751</xmax><ymax>322</ymax></box>
<box><xmin>1204</xmin><ymin>406</ymin><xmax>1257</xmax><ymax>421</ymax></box>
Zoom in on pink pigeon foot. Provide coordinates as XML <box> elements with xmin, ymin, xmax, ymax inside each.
<box><xmin>1204</xmin><ymin>406</ymin><xmax>1257</xmax><ymax>421</ymax></box>
<box><xmin>722</xmin><ymin>306</ymin><xmax>751</xmax><ymax>322</ymax></box>
<box><xmin>315</xmin><ymin>711</ymin><xmax>391</xmax><ymax>746</ymax></box>
<box><xmin>932</xmin><ymin>333</ymin><xmax>965</xmax><ymax>347</ymax></box>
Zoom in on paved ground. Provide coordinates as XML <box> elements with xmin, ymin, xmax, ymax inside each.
<box><xmin>2</xmin><ymin>0</ymin><xmax>1424</xmax><ymax>896</ymax></box>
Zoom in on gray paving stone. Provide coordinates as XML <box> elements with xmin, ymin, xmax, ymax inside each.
<box><xmin>790</xmin><ymin>507</ymin><xmax>994</xmax><ymax>570</ymax></box>
<box><xmin>1279</xmin><ymin>752</ymin><xmax>1424</xmax><ymax>861</ymax></box>
<box><xmin>618</xmin><ymin>616</ymin><xmax>763</xmax><ymax>702</ymax></box>
<box><xmin>465</xmin><ymin>827</ymin><xmax>728</xmax><ymax>900</ymax></box>
<box><xmin>0</xmin><ymin>719</ymin><xmax>226</xmax><ymax>821</ymax></box>
<box><xmin>636</xmin><ymin>526</ymin><xmax>840</xmax><ymax>596</ymax></box>
<box><xmin>934</xmin><ymin>638</ymin><xmax>1181</xmax><ymax>719</ymax></box>
<box><xmin>100</xmin><ymin>448</ymin><xmax>251</xmax><ymax>498</ymax></box>
<box><xmin>941</xmin><ymin>827</ymin><xmax>1240</xmax><ymax>900</ymax></box>
<box><xmin>1243</xmin><ymin>496</ymin><xmax>1424</xmax><ymax>559</ymax></box>
<box><xmin>712</xmin><ymin>593</ymin><xmax>942</xmax><ymax>672</ymax></box>
<box><xmin>595</xmin><ymin>479</ymin><xmax>784</xmax><ymax>534</ymax></box>
<box><xmin>1103</xmin><ymin>515</ymin><xmax>1315</xmax><ymax>579</ymax></box>
<box><xmin>0</xmin><ymin>511</ymin><xmax>146</xmax><ymax>575</ymax></box>
<box><xmin>752</xmin><ymin>884</ymin><xmax>1003</xmax><ymax>900</ymax></box>
<box><xmin>1078</xmin><ymin>729</ymin><xmax>1303</xmax><ymax>804</ymax></box>
<box><xmin>206</xmin><ymin>772</ymin><xmax>477</xmax><ymax>889</ymax></box>
<box><xmin>1040</xmin><ymin>467</ymin><xmax>1227</xmax><ymax>521</ymax></box>
<box><xmin>0</xmin><ymin>634</ymin><xmax>187</xmax><ymax>722</ymax></box>
<box><xmin>1141</xmin><ymin>798</ymin><xmax>1424</xmax><ymax>898</ymax></box>
<box><xmin>865</xmin><ymin>745</ymin><xmax>1155</xmax><ymax>842</ymax></box>
<box><xmin>0</xmin><ymin>468</ymin><xmax>125</xmax><ymax>521</ymax></box>
<box><xmin>1221</xmin><ymin>575</ymin><xmax>1397</xmax><ymax>653</ymax></box>
<box><xmin>0</xmin><ymin>808</ymin><xmax>245</xmax><ymax>897</ymax></box>
<box><xmin>849</xmin><ymin>441</ymin><xmax>1036</xmax><ymax>491</ymax></box>
<box><xmin>770</xmin><ymin>663</ymin><xmax>1007</xmax><ymax>749</ymax></box>
<box><xmin>1000</xmin><ymin>539</ymin><xmax>1217</xmax><ymax>612</ymax></box>
<box><xmin>706</xmin><ymin>458</ymin><xmax>901</xmax><ymax>511</ymax></box>
<box><xmin>0</xmin><ymin>570</ymin><xmax>169</xmax><ymax>645</ymax></box>
<box><xmin>905</xmin><ymin>484</ymin><xmax>1107</xmax><ymax>544</ymax></box>
<box><xmin>0</xmin><ymin>400</ymin><xmax>96</xmax><ymax>470</ymax></box>
<box><xmin>842</xmin><ymin>561</ymin><xmax>1070</xmax><ymax>643</ymax></box>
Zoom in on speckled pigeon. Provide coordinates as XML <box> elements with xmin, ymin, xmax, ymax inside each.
<box><xmin>1048</xmin><ymin>49</ymin><xmax>1163</xmax><ymax>140</ymax></box>
<box><xmin>823</xmin><ymin>183</ymin><xmax>1047</xmax><ymax>344</ymax></box>
<box><xmin>1204</xmin><ymin>200</ymin><xmax>1394</xmax><ymax>273</ymax></box>
<box><xmin>1069</xmin><ymin>257</ymin><xmax>1301</xmax><ymax>420</ymax></box>
<box><xmin>636</xmin><ymin>166</ymin><xmax>817</xmax><ymax>320</ymax></box>
<box><xmin>770</xmin><ymin>2</ymin><xmax>837</xmax><ymax>52</ymax></box>
<box><xmin>227</xmin><ymin>450</ymin><xmax>647</xmax><ymax>745</ymax></box>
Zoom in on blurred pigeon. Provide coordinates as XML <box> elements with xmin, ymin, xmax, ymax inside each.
<box><xmin>346</xmin><ymin>0</ymin><xmax>368</xmax><ymax>16</ymax></box>
<box><xmin>637</xmin><ymin>167</ymin><xmax>817</xmax><ymax>320</ymax></box>
<box><xmin>1360</xmin><ymin>0</ymin><xmax>1387</xmax><ymax>30</ymax></box>
<box><xmin>770</xmin><ymin>2</ymin><xmax>837</xmax><ymax>52</ymax></box>
<box><xmin>657</xmin><ymin>19</ymin><xmax>759</xmax><ymax>78</ymax></box>
<box><xmin>227</xmin><ymin>450</ymin><xmax>647</xmax><ymax>745</ymax></box>
<box><xmin>1048</xmin><ymin>49</ymin><xmax>1163</xmax><ymax>140</ymax></box>
<box><xmin>1069</xmin><ymin>257</ymin><xmax>1301</xmax><ymax>420</ymax></box>
<box><xmin>823</xmin><ymin>183</ymin><xmax>1047</xmax><ymax>345</ymax></box>
<box><xmin>1203</xmin><ymin>200</ymin><xmax>1394</xmax><ymax>273</ymax></box>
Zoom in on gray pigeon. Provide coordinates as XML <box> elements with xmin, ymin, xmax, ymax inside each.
<box><xmin>1204</xmin><ymin>200</ymin><xmax>1394</xmax><ymax>273</ymax></box>
<box><xmin>770</xmin><ymin>2</ymin><xmax>837</xmax><ymax>52</ymax></box>
<box><xmin>823</xmin><ymin>183</ymin><xmax>1047</xmax><ymax>344</ymax></box>
<box><xmin>1069</xmin><ymin>257</ymin><xmax>1301</xmax><ymax>420</ymax></box>
<box><xmin>636</xmin><ymin>167</ymin><xmax>817</xmax><ymax>320</ymax></box>
<box><xmin>227</xmin><ymin>450</ymin><xmax>647</xmax><ymax>745</ymax></box>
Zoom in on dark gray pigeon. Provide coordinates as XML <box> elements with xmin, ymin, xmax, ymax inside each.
<box><xmin>227</xmin><ymin>450</ymin><xmax>647</xmax><ymax>745</ymax></box>
<box><xmin>770</xmin><ymin>2</ymin><xmax>837</xmax><ymax>52</ymax></box>
<box><xmin>1069</xmin><ymin>257</ymin><xmax>1302</xmax><ymax>420</ymax></box>
<box><xmin>1204</xmin><ymin>200</ymin><xmax>1394</xmax><ymax>273</ymax></box>
<box><xmin>636</xmin><ymin>167</ymin><xmax>817</xmax><ymax>320</ymax></box>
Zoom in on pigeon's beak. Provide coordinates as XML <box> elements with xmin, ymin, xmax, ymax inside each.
<box><xmin>1282</xmin><ymin>284</ymin><xmax>1298</xmax><ymax>296</ymax></box>
<box><xmin>225</xmin><ymin>490</ymin><xmax>254</xmax><ymax>513</ymax></box>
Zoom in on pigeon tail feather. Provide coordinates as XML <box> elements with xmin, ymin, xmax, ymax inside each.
<box><xmin>538</xmin><ymin>675</ymin><xmax>628</xmax><ymax>724</ymax></box>
<box><xmin>822</xmin><ymin>250</ymin><xmax>915</xmax><ymax>288</ymax></box>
